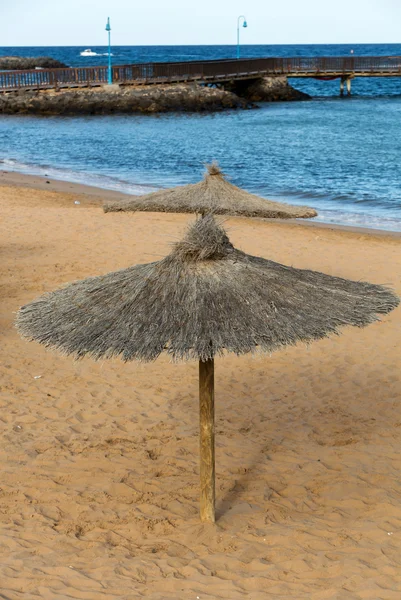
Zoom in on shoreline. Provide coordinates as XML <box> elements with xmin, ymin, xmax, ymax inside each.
<box><xmin>1</xmin><ymin>169</ymin><xmax>401</xmax><ymax>238</ymax></box>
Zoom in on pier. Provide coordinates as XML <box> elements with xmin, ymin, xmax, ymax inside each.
<box><xmin>1</xmin><ymin>56</ymin><xmax>401</xmax><ymax>95</ymax></box>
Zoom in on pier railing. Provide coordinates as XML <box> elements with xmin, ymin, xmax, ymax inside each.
<box><xmin>1</xmin><ymin>56</ymin><xmax>401</xmax><ymax>92</ymax></box>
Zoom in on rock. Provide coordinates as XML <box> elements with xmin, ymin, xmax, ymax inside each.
<box><xmin>101</xmin><ymin>84</ymin><xmax>120</xmax><ymax>92</ymax></box>
<box><xmin>0</xmin><ymin>56</ymin><xmax>68</xmax><ymax>70</ymax></box>
<box><xmin>227</xmin><ymin>76</ymin><xmax>311</xmax><ymax>102</ymax></box>
<box><xmin>0</xmin><ymin>83</ymin><xmax>255</xmax><ymax>115</ymax></box>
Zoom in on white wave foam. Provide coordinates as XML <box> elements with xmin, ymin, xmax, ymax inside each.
<box><xmin>267</xmin><ymin>192</ymin><xmax>401</xmax><ymax>232</ymax></box>
<box><xmin>314</xmin><ymin>210</ymin><xmax>401</xmax><ymax>232</ymax></box>
<box><xmin>1</xmin><ymin>158</ymin><xmax>19</xmax><ymax>166</ymax></box>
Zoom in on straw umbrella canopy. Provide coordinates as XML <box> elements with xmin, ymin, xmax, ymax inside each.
<box><xmin>103</xmin><ymin>163</ymin><xmax>318</xmax><ymax>220</ymax></box>
<box><xmin>16</xmin><ymin>216</ymin><xmax>399</xmax><ymax>522</ymax></box>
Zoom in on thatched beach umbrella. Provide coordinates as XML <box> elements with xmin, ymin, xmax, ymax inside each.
<box><xmin>16</xmin><ymin>216</ymin><xmax>398</xmax><ymax>523</ymax></box>
<box><xmin>104</xmin><ymin>163</ymin><xmax>318</xmax><ymax>219</ymax></box>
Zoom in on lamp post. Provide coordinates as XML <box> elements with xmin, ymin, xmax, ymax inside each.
<box><xmin>236</xmin><ymin>15</ymin><xmax>247</xmax><ymax>60</ymax></box>
<box><xmin>105</xmin><ymin>17</ymin><xmax>112</xmax><ymax>85</ymax></box>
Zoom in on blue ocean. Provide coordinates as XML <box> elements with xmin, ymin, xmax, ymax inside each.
<box><xmin>1</xmin><ymin>44</ymin><xmax>401</xmax><ymax>231</ymax></box>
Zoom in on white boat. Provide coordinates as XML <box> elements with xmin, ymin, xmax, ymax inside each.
<box><xmin>80</xmin><ymin>49</ymin><xmax>97</xmax><ymax>57</ymax></box>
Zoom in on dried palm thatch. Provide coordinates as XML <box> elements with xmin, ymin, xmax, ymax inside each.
<box><xmin>16</xmin><ymin>214</ymin><xmax>398</xmax><ymax>363</ymax></box>
<box><xmin>103</xmin><ymin>163</ymin><xmax>318</xmax><ymax>219</ymax></box>
<box><xmin>15</xmin><ymin>216</ymin><xmax>399</xmax><ymax>523</ymax></box>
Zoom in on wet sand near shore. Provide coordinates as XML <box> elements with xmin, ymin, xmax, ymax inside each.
<box><xmin>1</xmin><ymin>181</ymin><xmax>401</xmax><ymax>599</ymax></box>
<box><xmin>0</xmin><ymin>170</ymin><xmax>131</xmax><ymax>206</ymax></box>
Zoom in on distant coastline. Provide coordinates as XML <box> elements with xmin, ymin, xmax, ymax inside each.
<box><xmin>0</xmin><ymin>56</ymin><xmax>67</xmax><ymax>70</ymax></box>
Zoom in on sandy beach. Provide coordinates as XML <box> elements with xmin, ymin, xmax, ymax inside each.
<box><xmin>1</xmin><ymin>175</ymin><xmax>401</xmax><ymax>599</ymax></box>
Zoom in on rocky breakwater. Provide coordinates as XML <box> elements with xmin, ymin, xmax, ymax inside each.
<box><xmin>0</xmin><ymin>83</ymin><xmax>253</xmax><ymax>115</ymax></box>
<box><xmin>228</xmin><ymin>76</ymin><xmax>311</xmax><ymax>102</ymax></box>
<box><xmin>0</xmin><ymin>56</ymin><xmax>67</xmax><ymax>70</ymax></box>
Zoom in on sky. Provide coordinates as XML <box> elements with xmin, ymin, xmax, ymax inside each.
<box><xmin>2</xmin><ymin>0</ymin><xmax>401</xmax><ymax>46</ymax></box>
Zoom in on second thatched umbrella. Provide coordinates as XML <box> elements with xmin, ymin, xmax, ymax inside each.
<box><xmin>104</xmin><ymin>163</ymin><xmax>318</xmax><ymax>219</ymax></box>
<box><xmin>16</xmin><ymin>216</ymin><xmax>398</xmax><ymax>522</ymax></box>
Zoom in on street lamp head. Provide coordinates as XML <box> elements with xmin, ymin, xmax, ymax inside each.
<box><xmin>105</xmin><ymin>17</ymin><xmax>111</xmax><ymax>32</ymax></box>
<box><xmin>243</xmin><ymin>20</ymin><xmax>248</xmax><ymax>28</ymax></box>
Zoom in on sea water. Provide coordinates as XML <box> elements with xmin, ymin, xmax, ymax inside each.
<box><xmin>0</xmin><ymin>44</ymin><xmax>400</xmax><ymax>231</ymax></box>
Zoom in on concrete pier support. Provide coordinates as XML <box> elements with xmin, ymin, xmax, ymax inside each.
<box><xmin>340</xmin><ymin>76</ymin><xmax>352</xmax><ymax>97</ymax></box>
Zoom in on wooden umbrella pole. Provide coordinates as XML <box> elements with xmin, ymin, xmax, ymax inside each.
<box><xmin>199</xmin><ymin>358</ymin><xmax>215</xmax><ymax>523</ymax></box>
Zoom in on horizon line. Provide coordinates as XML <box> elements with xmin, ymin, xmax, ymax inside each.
<box><xmin>1</xmin><ymin>42</ymin><xmax>401</xmax><ymax>48</ymax></box>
